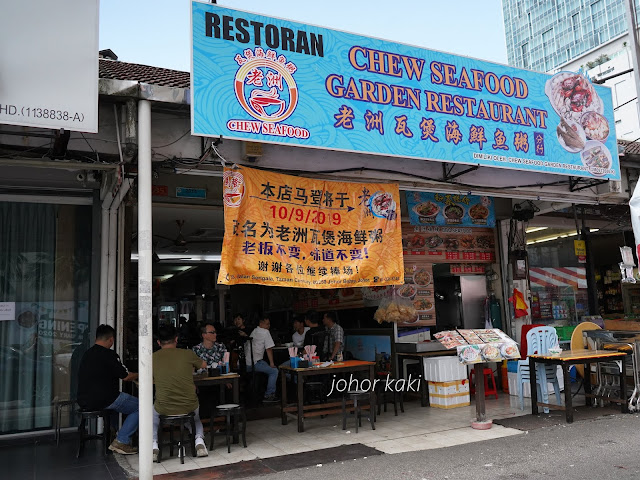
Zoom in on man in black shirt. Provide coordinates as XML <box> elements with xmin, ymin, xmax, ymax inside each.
<box><xmin>303</xmin><ymin>310</ymin><xmax>328</xmax><ymax>358</ymax></box>
<box><xmin>77</xmin><ymin>324</ymin><xmax>139</xmax><ymax>455</ymax></box>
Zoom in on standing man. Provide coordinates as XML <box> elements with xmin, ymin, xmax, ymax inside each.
<box><xmin>193</xmin><ymin>323</ymin><xmax>227</xmax><ymax>366</ymax></box>
<box><xmin>77</xmin><ymin>324</ymin><xmax>139</xmax><ymax>455</ymax></box>
<box><xmin>152</xmin><ymin>325</ymin><xmax>208</xmax><ymax>461</ymax></box>
<box><xmin>246</xmin><ymin>317</ymin><xmax>279</xmax><ymax>402</ymax></box>
<box><xmin>323</xmin><ymin>312</ymin><xmax>344</xmax><ymax>361</ymax></box>
<box><xmin>303</xmin><ymin>310</ymin><xmax>325</xmax><ymax>349</ymax></box>
<box><xmin>291</xmin><ymin>316</ymin><xmax>309</xmax><ymax>348</ymax></box>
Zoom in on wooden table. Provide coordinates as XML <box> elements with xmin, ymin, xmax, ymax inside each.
<box><xmin>279</xmin><ymin>360</ymin><xmax>375</xmax><ymax>432</ymax></box>
<box><xmin>396</xmin><ymin>351</ymin><xmax>456</xmax><ymax>407</ymax></box>
<box><xmin>529</xmin><ymin>349</ymin><xmax>628</xmax><ymax>423</ymax></box>
<box><xmin>194</xmin><ymin>373</ymin><xmax>240</xmax><ymax>405</ymax></box>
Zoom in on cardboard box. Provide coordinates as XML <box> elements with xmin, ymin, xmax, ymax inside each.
<box><xmin>428</xmin><ymin>380</ymin><xmax>470</xmax><ymax>409</ymax></box>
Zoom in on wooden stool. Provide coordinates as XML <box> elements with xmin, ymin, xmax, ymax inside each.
<box><xmin>76</xmin><ymin>409</ymin><xmax>113</xmax><ymax>458</ymax></box>
<box><xmin>375</xmin><ymin>379</ymin><xmax>404</xmax><ymax>416</ymax></box>
<box><xmin>211</xmin><ymin>404</ymin><xmax>247</xmax><ymax>453</ymax></box>
<box><xmin>157</xmin><ymin>412</ymin><xmax>196</xmax><ymax>464</ymax></box>
<box><xmin>469</xmin><ymin>368</ymin><xmax>498</xmax><ymax>399</ymax></box>
<box><xmin>341</xmin><ymin>391</ymin><xmax>375</xmax><ymax>433</ymax></box>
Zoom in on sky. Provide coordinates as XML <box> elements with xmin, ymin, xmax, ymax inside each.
<box><xmin>99</xmin><ymin>0</ymin><xmax>508</xmax><ymax>72</ymax></box>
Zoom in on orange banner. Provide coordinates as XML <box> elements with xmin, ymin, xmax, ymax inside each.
<box><xmin>217</xmin><ymin>166</ymin><xmax>403</xmax><ymax>288</ymax></box>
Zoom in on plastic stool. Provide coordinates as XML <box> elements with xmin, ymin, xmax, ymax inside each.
<box><xmin>77</xmin><ymin>409</ymin><xmax>113</xmax><ymax>458</ymax></box>
<box><xmin>157</xmin><ymin>412</ymin><xmax>196</xmax><ymax>464</ymax></box>
<box><xmin>211</xmin><ymin>404</ymin><xmax>247</xmax><ymax>453</ymax></box>
<box><xmin>469</xmin><ymin>368</ymin><xmax>498</xmax><ymax>399</ymax></box>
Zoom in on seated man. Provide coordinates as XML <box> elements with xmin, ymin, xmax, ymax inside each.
<box><xmin>77</xmin><ymin>324</ymin><xmax>139</xmax><ymax>455</ymax></box>
<box><xmin>323</xmin><ymin>311</ymin><xmax>344</xmax><ymax>361</ymax></box>
<box><xmin>193</xmin><ymin>323</ymin><xmax>227</xmax><ymax>366</ymax></box>
<box><xmin>303</xmin><ymin>310</ymin><xmax>325</xmax><ymax>351</ymax></box>
<box><xmin>291</xmin><ymin>316</ymin><xmax>309</xmax><ymax>348</ymax></box>
<box><xmin>152</xmin><ymin>325</ymin><xmax>208</xmax><ymax>461</ymax></box>
<box><xmin>246</xmin><ymin>317</ymin><xmax>279</xmax><ymax>402</ymax></box>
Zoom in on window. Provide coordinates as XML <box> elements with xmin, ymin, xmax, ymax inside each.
<box><xmin>572</xmin><ymin>13</ymin><xmax>580</xmax><ymax>43</ymax></box>
<box><xmin>0</xmin><ymin>202</ymin><xmax>93</xmax><ymax>434</ymax></box>
<box><xmin>522</xmin><ymin>43</ymin><xmax>530</xmax><ymax>68</ymax></box>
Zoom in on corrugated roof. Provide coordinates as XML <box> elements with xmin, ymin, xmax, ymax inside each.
<box><xmin>618</xmin><ymin>139</ymin><xmax>640</xmax><ymax>157</ymax></box>
<box><xmin>99</xmin><ymin>58</ymin><xmax>189</xmax><ymax>88</ymax></box>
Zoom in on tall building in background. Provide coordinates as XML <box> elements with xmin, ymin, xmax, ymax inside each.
<box><xmin>502</xmin><ymin>0</ymin><xmax>640</xmax><ymax>140</ymax></box>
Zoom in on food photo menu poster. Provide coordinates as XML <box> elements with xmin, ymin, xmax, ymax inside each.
<box><xmin>402</xmin><ymin>223</ymin><xmax>496</xmax><ymax>264</ymax></box>
<box><xmin>406</xmin><ymin>192</ymin><xmax>495</xmax><ymax>227</ymax></box>
<box><xmin>397</xmin><ymin>259</ymin><xmax>435</xmax><ymax>327</ymax></box>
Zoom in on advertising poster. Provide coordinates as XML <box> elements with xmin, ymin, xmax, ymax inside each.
<box><xmin>397</xmin><ymin>260</ymin><xmax>435</xmax><ymax>327</ymax></box>
<box><xmin>192</xmin><ymin>1</ymin><xmax>619</xmax><ymax>180</ymax></box>
<box><xmin>217</xmin><ymin>166</ymin><xmax>403</xmax><ymax>288</ymax></box>
<box><xmin>403</xmin><ymin>224</ymin><xmax>496</xmax><ymax>264</ymax></box>
<box><xmin>406</xmin><ymin>192</ymin><xmax>495</xmax><ymax>227</ymax></box>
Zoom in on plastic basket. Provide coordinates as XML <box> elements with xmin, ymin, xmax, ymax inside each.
<box><xmin>554</xmin><ymin>325</ymin><xmax>576</xmax><ymax>341</ymax></box>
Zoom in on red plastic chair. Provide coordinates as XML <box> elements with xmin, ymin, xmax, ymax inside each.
<box><xmin>520</xmin><ymin>324</ymin><xmax>544</xmax><ymax>360</ymax></box>
<box><xmin>469</xmin><ymin>368</ymin><xmax>498</xmax><ymax>399</ymax></box>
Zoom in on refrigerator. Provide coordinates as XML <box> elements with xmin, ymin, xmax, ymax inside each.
<box><xmin>434</xmin><ymin>275</ymin><xmax>487</xmax><ymax>330</ymax></box>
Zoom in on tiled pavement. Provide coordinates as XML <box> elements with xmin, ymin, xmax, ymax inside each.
<box><xmin>119</xmin><ymin>392</ymin><xmax>537</xmax><ymax>477</ymax></box>
<box><xmin>1</xmin><ymin>392</ymin><xmax>563</xmax><ymax>479</ymax></box>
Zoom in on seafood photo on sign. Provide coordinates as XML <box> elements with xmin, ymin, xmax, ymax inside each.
<box><xmin>556</xmin><ymin>117</ymin><xmax>586</xmax><ymax>153</ymax></box>
<box><xmin>581</xmin><ymin>141</ymin><xmax>612</xmax><ymax>176</ymax></box>
<box><xmin>580</xmin><ymin>111</ymin><xmax>610</xmax><ymax>142</ymax></box>
<box><xmin>545</xmin><ymin>72</ymin><xmax>603</xmax><ymax>123</ymax></box>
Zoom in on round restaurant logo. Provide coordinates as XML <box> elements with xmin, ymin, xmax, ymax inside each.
<box><xmin>222</xmin><ymin>170</ymin><xmax>245</xmax><ymax>208</ymax></box>
<box><xmin>234</xmin><ymin>48</ymin><xmax>299</xmax><ymax>123</ymax></box>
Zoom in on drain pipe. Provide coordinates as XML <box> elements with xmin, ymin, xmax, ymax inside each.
<box><xmin>137</xmin><ymin>99</ymin><xmax>154</xmax><ymax>480</ymax></box>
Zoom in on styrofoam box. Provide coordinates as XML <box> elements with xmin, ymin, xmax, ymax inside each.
<box><xmin>428</xmin><ymin>379</ymin><xmax>470</xmax><ymax>396</ymax></box>
<box><xmin>507</xmin><ymin>370</ymin><xmax>564</xmax><ymax>398</ymax></box>
<box><xmin>423</xmin><ymin>356</ymin><xmax>467</xmax><ymax>382</ymax></box>
<box><xmin>428</xmin><ymin>380</ymin><xmax>470</xmax><ymax>409</ymax></box>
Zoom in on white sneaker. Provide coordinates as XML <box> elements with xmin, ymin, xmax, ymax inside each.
<box><xmin>195</xmin><ymin>443</ymin><xmax>208</xmax><ymax>457</ymax></box>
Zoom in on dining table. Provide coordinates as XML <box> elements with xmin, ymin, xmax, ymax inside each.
<box><xmin>529</xmin><ymin>349</ymin><xmax>628</xmax><ymax>423</ymax></box>
<box><xmin>279</xmin><ymin>360</ymin><xmax>376</xmax><ymax>432</ymax></box>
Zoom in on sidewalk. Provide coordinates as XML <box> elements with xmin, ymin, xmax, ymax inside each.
<box><xmin>118</xmin><ymin>392</ymin><xmax>533</xmax><ymax>477</ymax></box>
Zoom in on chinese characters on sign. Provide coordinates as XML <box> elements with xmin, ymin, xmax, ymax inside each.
<box><xmin>405</xmin><ymin>192</ymin><xmax>495</xmax><ymax>227</ymax></box>
<box><xmin>192</xmin><ymin>2</ymin><xmax>619</xmax><ymax>180</ymax></box>
<box><xmin>218</xmin><ymin>167</ymin><xmax>403</xmax><ymax>288</ymax></box>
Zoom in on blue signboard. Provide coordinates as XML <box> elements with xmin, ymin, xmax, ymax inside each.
<box><xmin>176</xmin><ymin>187</ymin><xmax>207</xmax><ymax>199</ymax></box>
<box><xmin>191</xmin><ymin>1</ymin><xmax>620</xmax><ymax>180</ymax></box>
<box><xmin>405</xmin><ymin>192</ymin><xmax>495</xmax><ymax>227</ymax></box>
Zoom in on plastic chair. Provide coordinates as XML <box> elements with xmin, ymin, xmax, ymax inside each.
<box><xmin>517</xmin><ymin>326</ymin><xmax>562</xmax><ymax>412</ymax></box>
<box><xmin>469</xmin><ymin>368</ymin><xmax>498</xmax><ymax>399</ymax></box>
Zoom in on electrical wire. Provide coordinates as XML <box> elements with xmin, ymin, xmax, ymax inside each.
<box><xmin>151</xmin><ymin>130</ymin><xmax>190</xmax><ymax>148</ymax></box>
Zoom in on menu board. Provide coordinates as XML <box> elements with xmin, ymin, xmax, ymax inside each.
<box><xmin>402</xmin><ymin>224</ymin><xmax>496</xmax><ymax>264</ymax></box>
<box><xmin>434</xmin><ymin>328</ymin><xmax>520</xmax><ymax>364</ymax></box>
<box><xmin>406</xmin><ymin>192</ymin><xmax>495</xmax><ymax>227</ymax></box>
<box><xmin>396</xmin><ymin>260</ymin><xmax>435</xmax><ymax>327</ymax></box>
<box><xmin>292</xmin><ymin>287</ymin><xmax>364</xmax><ymax>312</ymax></box>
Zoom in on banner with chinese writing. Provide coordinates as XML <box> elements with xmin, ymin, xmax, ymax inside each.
<box><xmin>405</xmin><ymin>192</ymin><xmax>495</xmax><ymax>227</ymax></box>
<box><xmin>192</xmin><ymin>1</ymin><xmax>619</xmax><ymax>180</ymax></box>
<box><xmin>217</xmin><ymin>166</ymin><xmax>403</xmax><ymax>288</ymax></box>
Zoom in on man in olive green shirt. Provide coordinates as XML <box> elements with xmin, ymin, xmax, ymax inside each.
<box><xmin>152</xmin><ymin>325</ymin><xmax>208</xmax><ymax>461</ymax></box>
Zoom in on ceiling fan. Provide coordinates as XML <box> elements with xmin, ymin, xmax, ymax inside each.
<box><xmin>154</xmin><ymin>220</ymin><xmax>224</xmax><ymax>251</ymax></box>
